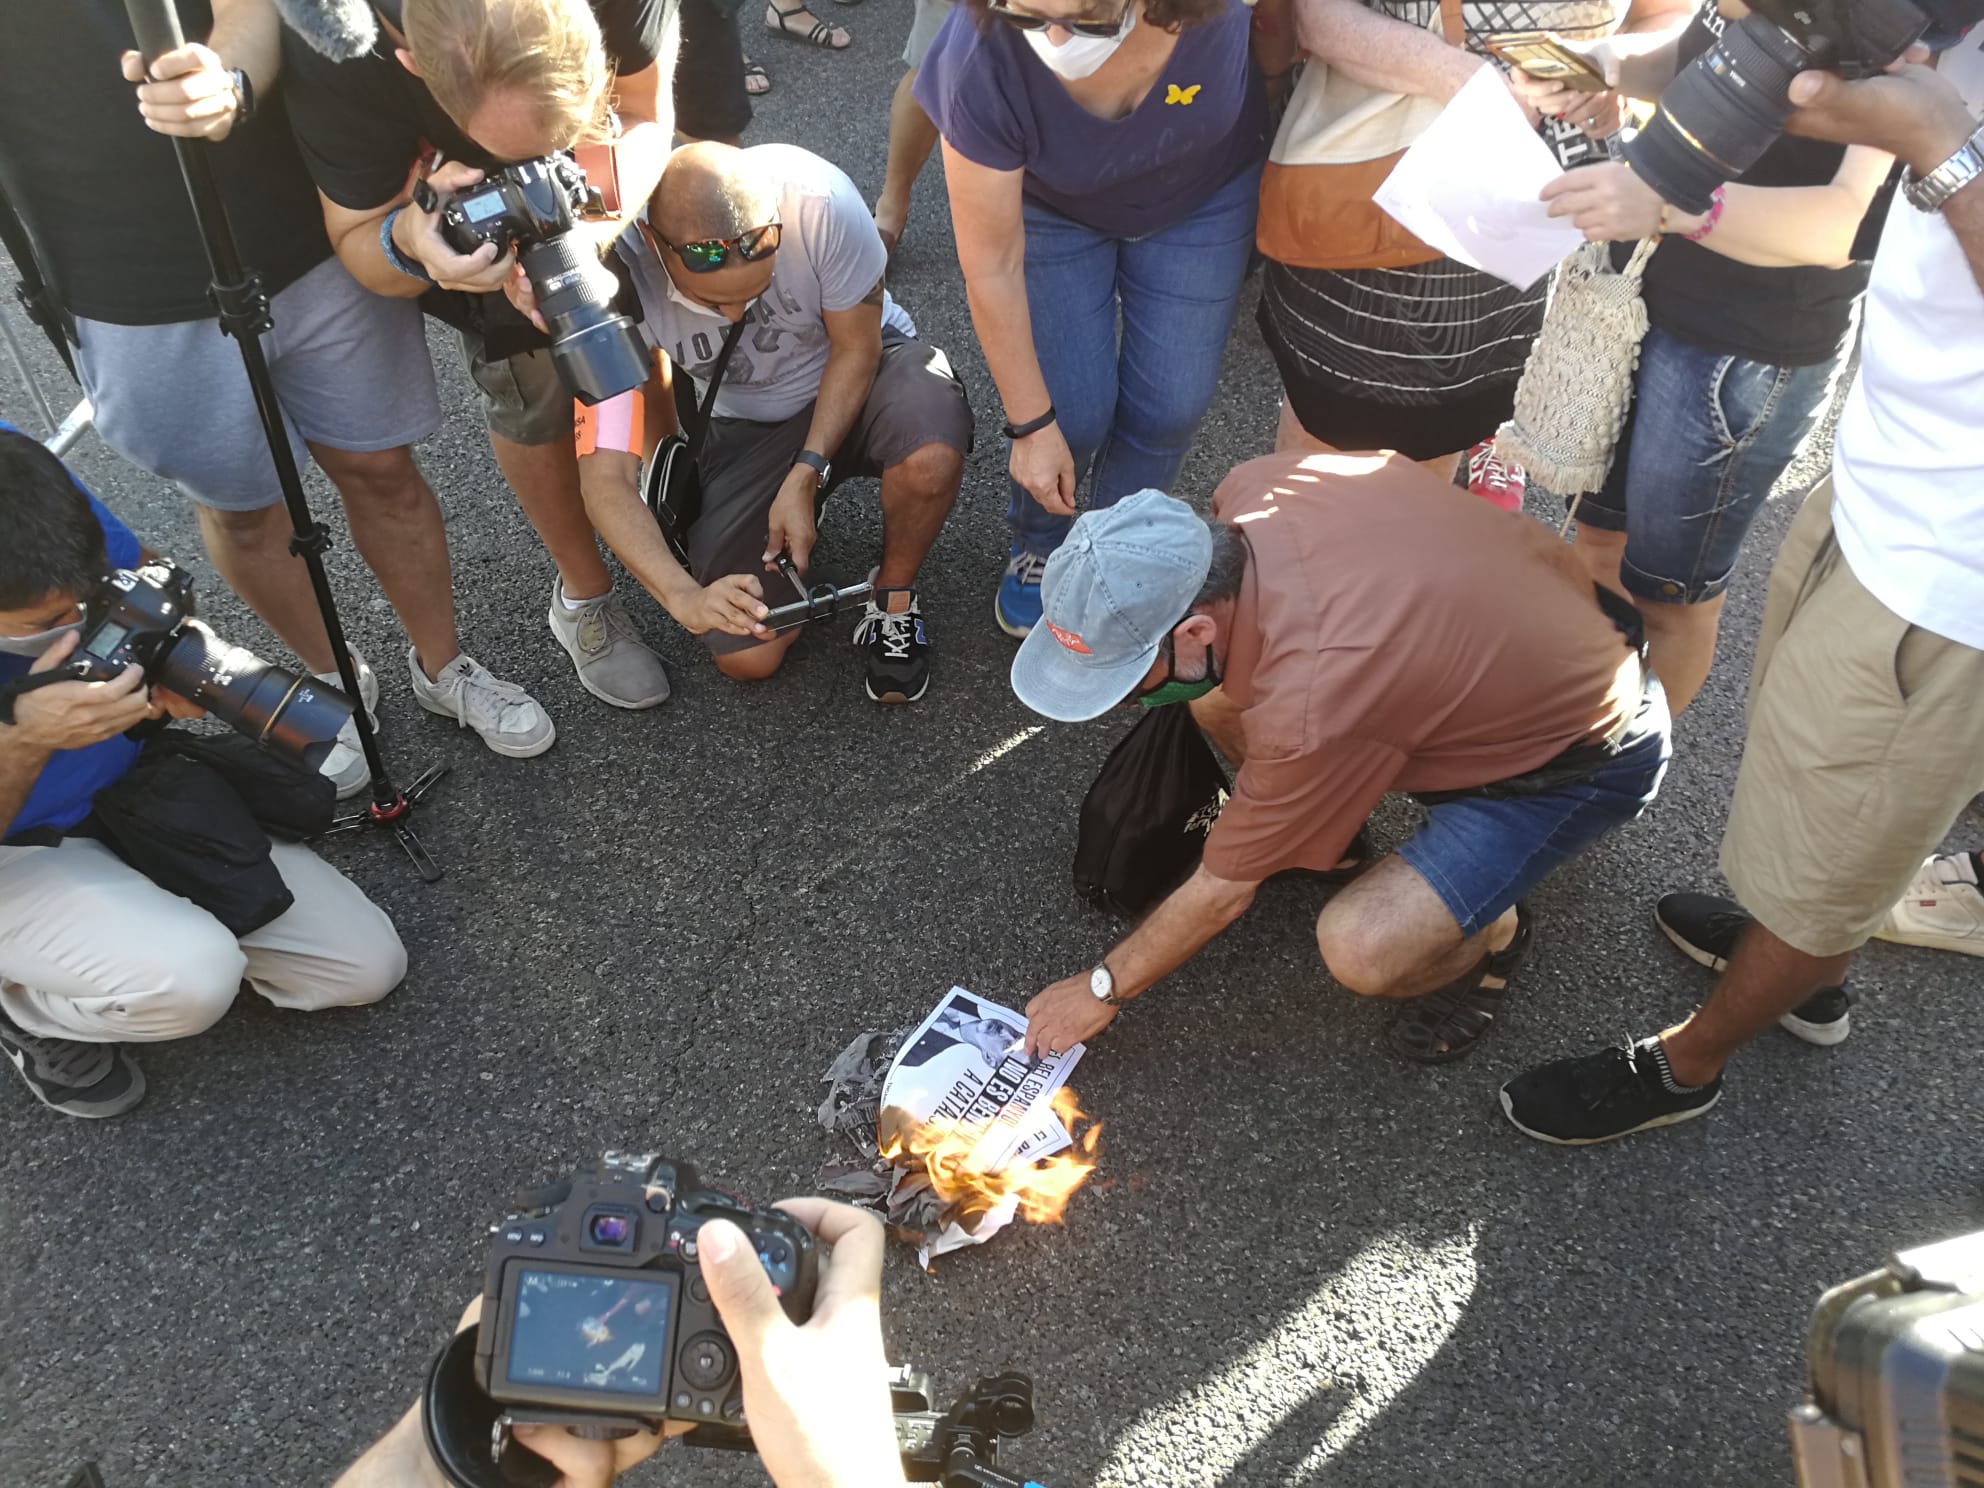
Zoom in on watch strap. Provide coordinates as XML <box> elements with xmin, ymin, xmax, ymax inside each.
<box><xmin>793</xmin><ymin>449</ymin><xmax>831</xmax><ymax>479</ymax></box>
<box><xmin>230</xmin><ymin>67</ymin><xmax>256</xmax><ymax>124</ymax></box>
<box><xmin>1905</xmin><ymin>121</ymin><xmax>1984</xmax><ymax>213</ymax></box>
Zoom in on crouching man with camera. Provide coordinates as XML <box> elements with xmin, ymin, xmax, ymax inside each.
<box><xmin>570</xmin><ymin>141</ymin><xmax>972</xmax><ymax>703</ymax></box>
<box><xmin>1015</xmin><ymin>460</ymin><xmax>1670</xmax><ymax>1066</ymax></box>
<box><xmin>0</xmin><ymin>432</ymin><xmax>406</xmax><ymax>1119</ymax></box>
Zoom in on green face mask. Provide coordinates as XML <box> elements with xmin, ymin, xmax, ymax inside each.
<box><xmin>1137</xmin><ymin>638</ymin><xmax>1219</xmax><ymax>709</ymax></box>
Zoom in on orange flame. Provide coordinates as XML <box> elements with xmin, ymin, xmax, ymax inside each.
<box><xmin>879</xmin><ymin>1086</ymin><xmax>1102</xmax><ymax>1229</ymax></box>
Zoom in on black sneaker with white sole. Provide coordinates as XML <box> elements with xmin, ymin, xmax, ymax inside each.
<box><xmin>1655</xmin><ymin>890</ymin><xmax>1854</xmax><ymax>1045</ymax></box>
<box><xmin>0</xmin><ymin>1014</ymin><xmax>145</xmax><ymax>1118</ymax></box>
<box><xmin>854</xmin><ymin>589</ymin><xmax>929</xmax><ymax>704</ymax></box>
<box><xmin>1499</xmin><ymin>1036</ymin><xmax>1721</xmax><ymax>1145</ymax></box>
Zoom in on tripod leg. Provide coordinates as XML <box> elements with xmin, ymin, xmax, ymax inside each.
<box><xmin>393</xmin><ymin>821</ymin><xmax>442</xmax><ymax>883</ymax></box>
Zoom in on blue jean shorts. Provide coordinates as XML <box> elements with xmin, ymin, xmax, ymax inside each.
<box><xmin>1572</xmin><ymin>327</ymin><xmax>1843</xmax><ymax>604</ymax></box>
<box><xmin>1397</xmin><ymin>679</ymin><xmax>1673</xmax><ymax>937</ymax></box>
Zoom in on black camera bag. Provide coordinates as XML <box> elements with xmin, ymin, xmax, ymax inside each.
<box><xmin>86</xmin><ymin>730</ymin><xmax>335</xmax><ymax>936</ymax></box>
<box><xmin>1073</xmin><ymin>706</ymin><xmax>1231</xmax><ymax>917</ymax></box>
<box><xmin>643</xmin><ymin>313</ymin><xmax>749</xmax><ymax>567</ymax></box>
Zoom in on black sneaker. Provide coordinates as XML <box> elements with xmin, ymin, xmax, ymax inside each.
<box><xmin>854</xmin><ymin>589</ymin><xmax>929</xmax><ymax>704</ymax></box>
<box><xmin>1654</xmin><ymin>891</ymin><xmax>1753</xmax><ymax>971</ymax></box>
<box><xmin>1499</xmin><ymin>1037</ymin><xmax>1721</xmax><ymax>1145</ymax></box>
<box><xmin>0</xmin><ymin>1015</ymin><xmax>146</xmax><ymax>1118</ymax></box>
<box><xmin>1656</xmin><ymin>891</ymin><xmax>1855</xmax><ymax>1045</ymax></box>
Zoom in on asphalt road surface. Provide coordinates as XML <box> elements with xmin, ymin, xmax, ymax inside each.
<box><xmin>3</xmin><ymin>19</ymin><xmax>1979</xmax><ymax>1488</ymax></box>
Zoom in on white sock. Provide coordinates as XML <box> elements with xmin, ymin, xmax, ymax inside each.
<box><xmin>560</xmin><ymin>586</ymin><xmax>608</xmax><ymax>612</ymax></box>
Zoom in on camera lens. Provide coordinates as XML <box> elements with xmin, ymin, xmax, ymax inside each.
<box><xmin>589</xmin><ymin>1213</ymin><xmax>632</xmax><ymax>1245</ymax></box>
<box><xmin>520</xmin><ymin>236</ymin><xmax>650</xmax><ymax>406</ymax></box>
<box><xmin>154</xmin><ymin>623</ymin><xmax>354</xmax><ymax>773</ymax></box>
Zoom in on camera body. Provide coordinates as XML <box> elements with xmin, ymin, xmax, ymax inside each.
<box><xmin>1625</xmin><ymin>0</ymin><xmax>1983</xmax><ymax>211</ymax></box>
<box><xmin>426</xmin><ymin>155</ymin><xmax>650</xmax><ymax>407</ymax></box>
<box><xmin>72</xmin><ymin>561</ymin><xmax>350</xmax><ymax>771</ymax></box>
<box><xmin>473</xmin><ymin>1152</ymin><xmax>818</xmax><ymax>1437</ymax></box>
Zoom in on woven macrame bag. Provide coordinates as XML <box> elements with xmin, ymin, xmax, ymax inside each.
<box><xmin>1495</xmin><ymin>236</ymin><xmax>1659</xmax><ymax>503</ymax></box>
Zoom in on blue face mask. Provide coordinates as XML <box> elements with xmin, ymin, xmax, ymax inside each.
<box><xmin>1137</xmin><ymin>636</ymin><xmax>1220</xmax><ymax>708</ymax></box>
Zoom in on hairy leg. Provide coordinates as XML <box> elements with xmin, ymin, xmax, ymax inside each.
<box><xmin>488</xmin><ymin>430</ymin><xmax>614</xmax><ymax>600</ymax></box>
<box><xmin>1660</xmin><ymin>922</ymin><xmax>1855</xmax><ymax>1087</ymax></box>
<box><xmin>193</xmin><ymin>501</ymin><xmax>336</xmax><ymax>673</ymax></box>
<box><xmin>309</xmin><ymin>442</ymin><xmax>462</xmax><ymax>678</ymax></box>
<box><xmin>877</xmin><ymin>441</ymin><xmax>962</xmax><ymax>600</ymax></box>
<box><xmin>1315</xmin><ymin>856</ymin><xmax>1519</xmax><ymax>999</ymax></box>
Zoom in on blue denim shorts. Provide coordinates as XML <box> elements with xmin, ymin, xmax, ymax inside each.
<box><xmin>1396</xmin><ymin>680</ymin><xmax>1673</xmax><ymax>937</ymax></box>
<box><xmin>1573</xmin><ymin>328</ymin><xmax>1843</xmax><ymax>604</ymax></box>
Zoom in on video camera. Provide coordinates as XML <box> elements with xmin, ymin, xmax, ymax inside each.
<box><xmin>1625</xmin><ymin>0</ymin><xmax>1984</xmax><ymax>212</ymax></box>
<box><xmin>421</xmin><ymin>1153</ymin><xmax>1047</xmax><ymax>1488</ymax></box>
<box><xmin>0</xmin><ymin>560</ymin><xmax>352</xmax><ymax>773</ymax></box>
<box><xmin>416</xmin><ymin>155</ymin><xmax>649</xmax><ymax>406</ymax></box>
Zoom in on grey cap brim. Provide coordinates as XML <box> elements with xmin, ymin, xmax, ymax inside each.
<box><xmin>1010</xmin><ymin>623</ymin><xmax>1161</xmax><ymax>723</ymax></box>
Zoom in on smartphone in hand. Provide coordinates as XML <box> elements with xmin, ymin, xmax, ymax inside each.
<box><xmin>1483</xmin><ymin>31</ymin><xmax>1610</xmax><ymax>93</ymax></box>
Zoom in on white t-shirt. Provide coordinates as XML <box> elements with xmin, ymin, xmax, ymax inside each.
<box><xmin>1830</xmin><ymin>43</ymin><xmax>1984</xmax><ymax>650</ymax></box>
<box><xmin>619</xmin><ymin>143</ymin><xmax>915</xmax><ymax>423</ymax></box>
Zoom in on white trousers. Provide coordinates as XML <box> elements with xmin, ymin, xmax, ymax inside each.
<box><xmin>0</xmin><ymin>835</ymin><xmax>405</xmax><ymax>1042</ymax></box>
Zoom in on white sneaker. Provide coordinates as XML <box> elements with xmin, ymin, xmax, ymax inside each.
<box><xmin>406</xmin><ymin>647</ymin><xmax>556</xmax><ymax>758</ymax></box>
<box><xmin>547</xmin><ymin>581</ymin><xmax>671</xmax><ymax>709</ymax></box>
<box><xmin>314</xmin><ymin>652</ymin><xmax>380</xmax><ymax>801</ymax></box>
<box><xmin>1872</xmin><ymin>853</ymin><xmax>1984</xmax><ymax>958</ymax></box>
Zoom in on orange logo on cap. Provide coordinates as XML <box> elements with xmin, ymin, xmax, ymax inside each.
<box><xmin>1046</xmin><ymin>621</ymin><xmax>1091</xmax><ymax>654</ymax></box>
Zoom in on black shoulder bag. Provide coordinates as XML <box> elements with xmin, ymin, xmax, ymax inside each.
<box><xmin>1073</xmin><ymin>706</ymin><xmax>1232</xmax><ymax>917</ymax></box>
<box><xmin>641</xmin><ymin>314</ymin><xmax>750</xmax><ymax>569</ymax></box>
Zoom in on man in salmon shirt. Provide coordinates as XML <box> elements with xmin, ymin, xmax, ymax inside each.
<box><xmin>1011</xmin><ymin>452</ymin><xmax>1671</xmax><ymax>1067</ymax></box>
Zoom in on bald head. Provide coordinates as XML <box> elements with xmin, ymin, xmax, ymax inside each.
<box><xmin>654</xmin><ymin>143</ymin><xmax>778</xmax><ymax>244</ymax></box>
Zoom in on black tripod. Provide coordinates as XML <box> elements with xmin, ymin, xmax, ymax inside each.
<box><xmin>124</xmin><ymin>0</ymin><xmax>445</xmax><ymax>880</ymax></box>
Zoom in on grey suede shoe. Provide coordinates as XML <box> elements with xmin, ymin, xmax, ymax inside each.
<box><xmin>547</xmin><ymin>582</ymin><xmax>672</xmax><ymax>710</ymax></box>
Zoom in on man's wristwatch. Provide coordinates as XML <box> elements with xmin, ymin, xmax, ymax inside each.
<box><xmin>793</xmin><ymin>450</ymin><xmax>832</xmax><ymax>484</ymax></box>
<box><xmin>1090</xmin><ymin>962</ymin><xmax>1130</xmax><ymax>1007</ymax></box>
<box><xmin>229</xmin><ymin>67</ymin><xmax>256</xmax><ymax>125</ymax></box>
<box><xmin>1904</xmin><ymin>120</ymin><xmax>1984</xmax><ymax>214</ymax></box>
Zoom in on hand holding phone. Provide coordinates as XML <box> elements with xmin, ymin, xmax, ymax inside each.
<box><xmin>1483</xmin><ymin>31</ymin><xmax>1611</xmax><ymax>93</ymax></box>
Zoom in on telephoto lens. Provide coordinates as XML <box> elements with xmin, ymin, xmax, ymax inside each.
<box><xmin>521</xmin><ymin>235</ymin><xmax>651</xmax><ymax>405</ymax></box>
<box><xmin>153</xmin><ymin>622</ymin><xmax>355</xmax><ymax>773</ymax></box>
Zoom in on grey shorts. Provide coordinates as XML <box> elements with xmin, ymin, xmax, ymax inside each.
<box><xmin>75</xmin><ymin>255</ymin><xmax>441</xmax><ymax>512</ymax></box>
<box><xmin>458</xmin><ymin>327</ymin><xmax>572</xmax><ymax>447</ymax></box>
<box><xmin>904</xmin><ymin>0</ymin><xmax>955</xmax><ymax>67</ymax></box>
<box><xmin>691</xmin><ymin>335</ymin><xmax>972</xmax><ymax>654</ymax></box>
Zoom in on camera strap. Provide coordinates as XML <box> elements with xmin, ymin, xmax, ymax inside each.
<box><xmin>0</xmin><ymin>179</ymin><xmax>78</xmax><ymax>381</ymax></box>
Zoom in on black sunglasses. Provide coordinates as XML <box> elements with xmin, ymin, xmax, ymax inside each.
<box><xmin>666</xmin><ymin>220</ymin><xmax>782</xmax><ymax>273</ymax></box>
<box><xmin>987</xmin><ymin>0</ymin><xmax>1133</xmax><ymax>38</ymax></box>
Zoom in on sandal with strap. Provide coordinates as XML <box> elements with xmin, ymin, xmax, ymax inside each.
<box><xmin>742</xmin><ymin>58</ymin><xmax>772</xmax><ymax>95</ymax></box>
<box><xmin>1388</xmin><ymin>902</ymin><xmax>1533</xmax><ymax>1064</ymax></box>
<box><xmin>765</xmin><ymin>2</ymin><xmax>852</xmax><ymax>47</ymax></box>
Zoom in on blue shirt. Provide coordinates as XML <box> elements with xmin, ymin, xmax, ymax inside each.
<box><xmin>914</xmin><ymin>0</ymin><xmax>1267</xmax><ymax>239</ymax></box>
<box><xmin>2</xmin><ymin>484</ymin><xmax>143</xmax><ymax>840</ymax></box>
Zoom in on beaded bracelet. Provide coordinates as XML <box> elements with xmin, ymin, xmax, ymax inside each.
<box><xmin>1684</xmin><ymin>185</ymin><xmax>1727</xmax><ymax>243</ymax></box>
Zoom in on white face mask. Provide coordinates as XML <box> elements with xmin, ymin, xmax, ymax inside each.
<box><xmin>1022</xmin><ymin>1</ymin><xmax>1136</xmax><ymax>80</ymax></box>
<box><xmin>0</xmin><ymin>620</ymin><xmax>81</xmax><ymax>659</ymax></box>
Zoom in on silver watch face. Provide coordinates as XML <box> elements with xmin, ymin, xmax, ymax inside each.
<box><xmin>1090</xmin><ymin>965</ymin><xmax>1114</xmax><ymax>1001</ymax></box>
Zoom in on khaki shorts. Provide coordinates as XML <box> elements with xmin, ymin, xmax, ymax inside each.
<box><xmin>458</xmin><ymin>327</ymin><xmax>571</xmax><ymax>447</ymax></box>
<box><xmin>1720</xmin><ymin>477</ymin><xmax>1984</xmax><ymax>957</ymax></box>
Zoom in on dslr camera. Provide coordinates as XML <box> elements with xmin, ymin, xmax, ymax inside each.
<box><xmin>1626</xmin><ymin>0</ymin><xmax>1984</xmax><ymax>211</ymax></box>
<box><xmin>421</xmin><ymin>155</ymin><xmax>649</xmax><ymax>406</ymax></box>
<box><xmin>473</xmin><ymin>1152</ymin><xmax>817</xmax><ymax>1436</ymax></box>
<box><xmin>57</xmin><ymin>561</ymin><xmax>351</xmax><ymax>772</ymax></box>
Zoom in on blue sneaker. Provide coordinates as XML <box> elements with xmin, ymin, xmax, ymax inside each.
<box><xmin>995</xmin><ymin>548</ymin><xmax>1049</xmax><ymax>638</ymax></box>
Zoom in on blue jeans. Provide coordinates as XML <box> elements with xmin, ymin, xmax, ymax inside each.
<box><xmin>1397</xmin><ymin>679</ymin><xmax>1672</xmax><ymax>937</ymax></box>
<box><xmin>1011</xmin><ymin>164</ymin><xmax>1262</xmax><ymax>557</ymax></box>
<box><xmin>1574</xmin><ymin>327</ymin><xmax>1845</xmax><ymax>604</ymax></box>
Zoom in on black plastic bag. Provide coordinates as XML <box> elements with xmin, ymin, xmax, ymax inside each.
<box><xmin>1073</xmin><ymin>707</ymin><xmax>1231</xmax><ymax>917</ymax></box>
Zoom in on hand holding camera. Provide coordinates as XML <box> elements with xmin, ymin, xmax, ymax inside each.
<box><xmin>119</xmin><ymin>41</ymin><xmax>243</xmax><ymax>141</ymax></box>
<box><xmin>1785</xmin><ymin>53</ymin><xmax>1978</xmax><ymax>172</ymax></box>
<box><xmin>397</xmin><ymin>162</ymin><xmax>517</xmax><ymax>296</ymax></box>
<box><xmin>7</xmin><ymin>632</ymin><xmax>157</xmax><ymax>751</ymax></box>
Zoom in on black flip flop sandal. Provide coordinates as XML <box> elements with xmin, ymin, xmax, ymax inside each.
<box><xmin>1389</xmin><ymin>902</ymin><xmax>1533</xmax><ymax>1064</ymax></box>
<box><xmin>765</xmin><ymin>2</ymin><xmax>852</xmax><ymax>47</ymax></box>
<box><xmin>742</xmin><ymin>59</ymin><xmax>772</xmax><ymax>94</ymax></box>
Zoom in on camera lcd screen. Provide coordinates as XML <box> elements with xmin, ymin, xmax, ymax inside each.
<box><xmin>85</xmin><ymin>621</ymin><xmax>130</xmax><ymax>659</ymax></box>
<box><xmin>464</xmin><ymin>192</ymin><xmax>509</xmax><ymax>223</ymax></box>
<box><xmin>504</xmin><ymin>1269</ymin><xmax>674</xmax><ymax>1400</ymax></box>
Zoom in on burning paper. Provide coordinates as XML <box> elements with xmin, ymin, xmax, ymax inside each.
<box><xmin>818</xmin><ymin>987</ymin><xmax>1102</xmax><ymax>1266</ymax></box>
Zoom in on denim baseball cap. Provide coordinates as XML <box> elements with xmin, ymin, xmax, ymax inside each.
<box><xmin>1010</xmin><ymin>491</ymin><xmax>1213</xmax><ymax>723</ymax></box>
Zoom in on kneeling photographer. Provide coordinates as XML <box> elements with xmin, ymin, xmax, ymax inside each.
<box><xmin>0</xmin><ymin>429</ymin><xmax>406</xmax><ymax>1120</ymax></box>
<box><xmin>333</xmin><ymin>1189</ymin><xmax>907</xmax><ymax>1488</ymax></box>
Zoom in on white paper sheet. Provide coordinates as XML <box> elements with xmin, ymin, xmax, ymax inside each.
<box><xmin>1372</xmin><ymin>67</ymin><xmax>1585</xmax><ymax>290</ymax></box>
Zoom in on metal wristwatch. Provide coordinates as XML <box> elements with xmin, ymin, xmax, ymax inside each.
<box><xmin>229</xmin><ymin>67</ymin><xmax>256</xmax><ymax>125</ymax></box>
<box><xmin>1904</xmin><ymin>121</ymin><xmax>1984</xmax><ymax>214</ymax></box>
<box><xmin>1089</xmin><ymin>963</ymin><xmax>1130</xmax><ymax>1007</ymax></box>
<box><xmin>792</xmin><ymin>449</ymin><xmax>832</xmax><ymax>484</ymax></box>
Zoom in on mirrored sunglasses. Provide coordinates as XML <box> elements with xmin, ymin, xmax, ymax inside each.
<box><xmin>668</xmin><ymin>221</ymin><xmax>782</xmax><ymax>273</ymax></box>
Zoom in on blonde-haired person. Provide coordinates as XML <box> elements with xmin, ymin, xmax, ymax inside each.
<box><xmin>282</xmin><ymin>0</ymin><xmax>681</xmax><ymax>726</ymax></box>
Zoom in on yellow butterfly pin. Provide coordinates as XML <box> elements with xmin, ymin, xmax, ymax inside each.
<box><xmin>1164</xmin><ymin>83</ymin><xmax>1202</xmax><ymax>105</ymax></box>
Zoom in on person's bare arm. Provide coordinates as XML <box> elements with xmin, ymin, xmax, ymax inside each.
<box><xmin>317</xmin><ymin>158</ymin><xmax>516</xmax><ymax>301</ymax></box>
<box><xmin>763</xmin><ymin>291</ymin><xmax>884</xmax><ymax>573</ymax></box>
<box><xmin>1292</xmin><ymin>0</ymin><xmax>1483</xmax><ymax>102</ymax></box>
<box><xmin>329</xmin><ymin>1405</ymin><xmax>453</xmax><ymax>1488</ymax></box>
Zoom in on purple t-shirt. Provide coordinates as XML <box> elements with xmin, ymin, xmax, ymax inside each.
<box><xmin>915</xmin><ymin>0</ymin><xmax>1267</xmax><ymax>239</ymax></box>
